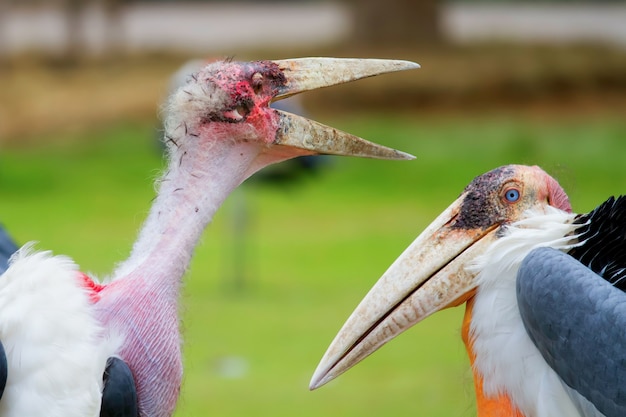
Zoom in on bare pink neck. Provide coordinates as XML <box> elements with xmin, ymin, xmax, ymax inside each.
<box><xmin>112</xmin><ymin>135</ymin><xmax>264</xmax><ymax>293</ymax></box>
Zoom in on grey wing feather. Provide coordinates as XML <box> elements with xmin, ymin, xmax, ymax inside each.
<box><xmin>0</xmin><ymin>225</ymin><xmax>18</xmax><ymax>274</ymax></box>
<box><xmin>517</xmin><ymin>247</ymin><xmax>626</xmax><ymax>417</ymax></box>
<box><xmin>0</xmin><ymin>227</ymin><xmax>18</xmax><ymax>397</ymax></box>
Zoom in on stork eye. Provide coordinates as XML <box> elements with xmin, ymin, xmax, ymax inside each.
<box><xmin>504</xmin><ymin>188</ymin><xmax>520</xmax><ymax>203</ymax></box>
<box><xmin>235</xmin><ymin>104</ymin><xmax>250</xmax><ymax>118</ymax></box>
<box><xmin>221</xmin><ymin>102</ymin><xmax>252</xmax><ymax>122</ymax></box>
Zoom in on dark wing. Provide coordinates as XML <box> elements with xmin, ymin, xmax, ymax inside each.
<box><xmin>0</xmin><ymin>341</ymin><xmax>5</xmax><ymax>400</ymax></box>
<box><xmin>569</xmin><ymin>196</ymin><xmax>626</xmax><ymax>290</ymax></box>
<box><xmin>0</xmin><ymin>226</ymin><xmax>17</xmax><ymax>399</ymax></box>
<box><xmin>0</xmin><ymin>225</ymin><xmax>18</xmax><ymax>274</ymax></box>
<box><xmin>517</xmin><ymin>247</ymin><xmax>626</xmax><ymax>417</ymax></box>
<box><xmin>100</xmin><ymin>357</ymin><xmax>138</xmax><ymax>417</ymax></box>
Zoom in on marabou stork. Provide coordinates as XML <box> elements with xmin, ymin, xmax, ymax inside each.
<box><xmin>310</xmin><ymin>164</ymin><xmax>626</xmax><ymax>417</ymax></box>
<box><xmin>0</xmin><ymin>58</ymin><xmax>418</xmax><ymax>417</ymax></box>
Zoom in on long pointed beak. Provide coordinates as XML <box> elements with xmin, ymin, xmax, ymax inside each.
<box><xmin>271</xmin><ymin>58</ymin><xmax>419</xmax><ymax>160</ymax></box>
<box><xmin>309</xmin><ymin>194</ymin><xmax>500</xmax><ymax>389</ymax></box>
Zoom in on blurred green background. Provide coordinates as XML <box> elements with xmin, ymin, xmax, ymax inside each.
<box><xmin>1</xmin><ymin>1</ymin><xmax>625</xmax><ymax>416</ymax></box>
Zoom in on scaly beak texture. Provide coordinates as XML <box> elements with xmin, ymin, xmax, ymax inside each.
<box><xmin>310</xmin><ymin>194</ymin><xmax>500</xmax><ymax>389</ymax></box>
<box><xmin>271</xmin><ymin>58</ymin><xmax>419</xmax><ymax>160</ymax></box>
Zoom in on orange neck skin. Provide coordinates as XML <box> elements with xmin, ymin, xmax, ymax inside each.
<box><xmin>462</xmin><ymin>298</ymin><xmax>525</xmax><ymax>417</ymax></box>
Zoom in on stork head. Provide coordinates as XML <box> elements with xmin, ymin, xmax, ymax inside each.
<box><xmin>104</xmin><ymin>57</ymin><xmax>419</xmax><ymax>417</ymax></box>
<box><xmin>310</xmin><ymin>164</ymin><xmax>573</xmax><ymax>389</ymax></box>
<box><xmin>164</xmin><ymin>58</ymin><xmax>417</xmax><ymax>178</ymax></box>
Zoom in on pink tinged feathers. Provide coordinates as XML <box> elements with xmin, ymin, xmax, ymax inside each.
<box><xmin>79</xmin><ymin>273</ymin><xmax>104</xmax><ymax>303</ymax></box>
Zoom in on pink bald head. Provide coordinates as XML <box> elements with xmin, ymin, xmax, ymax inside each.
<box><xmin>544</xmin><ymin>172</ymin><xmax>572</xmax><ymax>213</ymax></box>
<box><xmin>524</xmin><ymin>165</ymin><xmax>571</xmax><ymax>213</ymax></box>
<box><xmin>163</xmin><ymin>60</ymin><xmax>289</xmax><ymax>154</ymax></box>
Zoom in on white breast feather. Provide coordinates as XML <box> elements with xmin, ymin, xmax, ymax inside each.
<box><xmin>0</xmin><ymin>245</ymin><xmax>117</xmax><ymax>417</ymax></box>
<box><xmin>468</xmin><ymin>207</ymin><xmax>604</xmax><ymax>417</ymax></box>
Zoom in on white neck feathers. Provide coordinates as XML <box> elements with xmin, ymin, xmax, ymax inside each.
<box><xmin>468</xmin><ymin>208</ymin><xmax>596</xmax><ymax>417</ymax></box>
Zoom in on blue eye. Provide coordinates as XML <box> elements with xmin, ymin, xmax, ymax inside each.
<box><xmin>505</xmin><ymin>188</ymin><xmax>520</xmax><ymax>203</ymax></box>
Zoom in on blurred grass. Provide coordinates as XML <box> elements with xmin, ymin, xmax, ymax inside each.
<box><xmin>0</xmin><ymin>113</ymin><xmax>624</xmax><ymax>416</ymax></box>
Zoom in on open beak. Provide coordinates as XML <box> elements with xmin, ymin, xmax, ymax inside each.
<box><xmin>270</xmin><ymin>58</ymin><xmax>419</xmax><ymax>160</ymax></box>
<box><xmin>309</xmin><ymin>193</ymin><xmax>502</xmax><ymax>389</ymax></box>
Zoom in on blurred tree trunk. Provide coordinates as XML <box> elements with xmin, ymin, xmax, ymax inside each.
<box><xmin>64</xmin><ymin>0</ymin><xmax>83</xmax><ymax>61</ymax></box>
<box><xmin>102</xmin><ymin>0</ymin><xmax>125</xmax><ymax>56</ymax></box>
<box><xmin>63</xmin><ymin>0</ymin><xmax>126</xmax><ymax>60</ymax></box>
<box><xmin>347</xmin><ymin>0</ymin><xmax>442</xmax><ymax>47</ymax></box>
<box><xmin>0</xmin><ymin>0</ymin><xmax>7</xmax><ymax>67</ymax></box>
